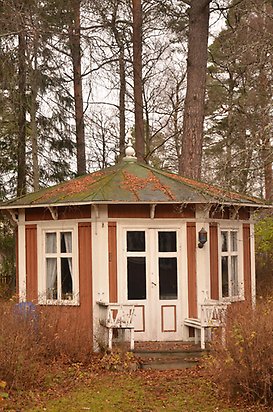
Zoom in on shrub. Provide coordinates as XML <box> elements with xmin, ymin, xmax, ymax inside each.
<box><xmin>205</xmin><ymin>299</ymin><xmax>273</xmax><ymax>406</ymax></box>
<box><xmin>255</xmin><ymin>215</ymin><xmax>273</xmax><ymax>296</ymax></box>
<box><xmin>38</xmin><ymin>308</ymin><xmax>93</xmax><ymax>364</ymax></box>
<box><xmin>0</xmin><ymin>301</ymin><xmax>94</xmax><ymax>391</ymax></box>
<box><xmin>0</xmin><ymin>302</ymin><xmax>44</xmax><ymax>390</ymax></box>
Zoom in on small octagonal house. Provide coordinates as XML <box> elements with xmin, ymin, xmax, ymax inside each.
<box><xmin>0</xmin><ymin>146</ymin><xmax>266</xmax><ymax>349</ymax></box>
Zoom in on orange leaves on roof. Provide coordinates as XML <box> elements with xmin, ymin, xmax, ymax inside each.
<box><xmin>121</xmin><ymin>170</ymin><xmax>175</xmax><ymax>201</ymax></box>
<box><xmin>38</xmin><ymin>171</ymin><xmax>103</xmax><ymax>201</ymax></box>
<box><xmin>169</xmin><ymin>173</ymin><xmax>258</xmax><ymax>203</ymax></box>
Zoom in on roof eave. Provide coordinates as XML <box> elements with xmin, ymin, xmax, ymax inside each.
<box><xmin>0</xmin><ymin>200</ymin><xmax>269</xmax><ymax>210</ymax></box>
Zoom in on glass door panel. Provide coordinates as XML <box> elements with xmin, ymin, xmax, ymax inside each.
<box><xmin>159</xmin><ymin>257</ymin><xmax>177</xmax><ymax>300</ymax></box>
<box><xmin>126</xmin><ymin>231</ymin><xmax>147</xmax><ymax>301</ymax></box>
<box><xmin>158</xmin><ymin>231</ymin><xmax>177</xmax><ymax>252</ymax></box>
<box><xmin>158</xmin><ymin>231</ymin><xmax>178</xmax><ymax>301</ymax></box>
<box><xmin>127</xmin><ymin>257</ymin><xmax>146</xmax><ymax>300</ymax></box>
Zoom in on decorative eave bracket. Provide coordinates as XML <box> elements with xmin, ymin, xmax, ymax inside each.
<box><xmin>150</xmin><ymin>204</ymin><xmax>157</xmax><ymax>219</ymax></box>
<box><xmin>48</xmin><ymin>206</ymin><xmax>58</xmax><ymax>220</ymax></box>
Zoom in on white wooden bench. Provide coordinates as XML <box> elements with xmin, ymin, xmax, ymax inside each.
<box><xmin>184</xmin><ymin>300</ymin><xmax>229</xmax><ymax>349</ymax></box>
<box><xmin>97</xmin><ymin>302</ymin><xmax>135</xmax><ymax>350</ymax></box>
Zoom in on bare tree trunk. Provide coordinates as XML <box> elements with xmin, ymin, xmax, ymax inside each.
<box><xmin>258</xmin><ymin>68</ymin><xmax>273</xmax><ymax>201</ymax></box>
<box><xmin>173</xmin><ymin>78</ymin><xmax>184</xmax><ymax>170</ymax></box>
<box><xmin>119</xmin><ymin>42</ymin><xmax>126</xmax><ymax>159</ymax></box>
<box><xmin>69</xmin><ymin>0</ymin><xmax>86</xmax><ymax>175</ymax></box>
<box><xmin>17</xmin><ymin>30</ymin><xmax>27</xmax><ymax>197</ymax></box>
<box><xmin>112</xmin><ymin>22</ymin><xmax>126</xmax><ymax>160</ymax></box>
<box><xmin>238</xmin><ymin>131</ymin><xmax>253</xmax><ymax>194</ymax></box>
<box><xmin>262</xmin><ymin>137</ymin><xmax>273</xmax><ymax>201</ymax></box>
<box><xmin>30</xmin><ymin>33</ymin><xmax>40</xmax><ymax>191</ymax></box>
<box><xmin>30</xmin><ymin>79</ymin><xmax>39</xmax><ymax>191</ymax></box>
<box><xmin>132</xmin><ymin>0</ymin><xmax>145</xmax><ymax>161</ymax></box>
<box><xmin>224</xmin><ymin>72</ymin><xmax>234</xmax><ymax>187</ymax></box>
<box><xmin>179</xmin><ymin>0</ymin><xmax>210</xmax><ymax>179</ymax></box>
<box><xmin>143</xmin><ymin>90</ymin><xmax>150</xmax><ymax>158</ymax></box>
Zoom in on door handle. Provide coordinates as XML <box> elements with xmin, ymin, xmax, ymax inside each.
<box><xmin>152</xmin><ymin>282</ymin><xmax>157</xmax><ymax>286</ymax></box>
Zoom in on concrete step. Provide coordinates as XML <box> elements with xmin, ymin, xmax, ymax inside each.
<box><xmin>140</xmin><ymin>358</ymin><xmax>198</xmax><ymax>370</ymax></box>
<box><xmin>134</xmin><ymin>349</ymin><xmax>204</xmax><ymax>358</ymax></box>
<box><xmin>134</xmin><ymin>348</ymin><xmax>208</xmax><ymax>370</ymax></box>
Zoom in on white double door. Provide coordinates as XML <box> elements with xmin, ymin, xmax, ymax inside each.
<box><xmin>118</xmin><ymin>225</ymin><xmax>186</xmax><ymax>341</ymax></box>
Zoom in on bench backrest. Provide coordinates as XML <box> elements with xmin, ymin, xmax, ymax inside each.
<box><xmin>201</xmin><ymin>301</ymin><xmax>229</xmax><ymax>327</ymax></box>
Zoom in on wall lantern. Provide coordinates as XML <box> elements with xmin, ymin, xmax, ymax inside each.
<box><xmin>198</xmin><ymin>227</ymin><xmax>208</xmax><ymax>248</ymax></box>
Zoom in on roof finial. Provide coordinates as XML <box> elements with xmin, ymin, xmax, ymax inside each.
<box><xmin>124</xmin><ymin>130</ymin><xmax>137</xmax><ymax>161</ymax></box>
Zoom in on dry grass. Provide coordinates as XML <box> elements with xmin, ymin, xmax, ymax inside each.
<box><xmin>0</xmin><ymin>301</ymin><xmax>93</xmax><ymax>391</ymax></box>
<box><xmin>205</xmin><ymin>298</ymin><xmax>273</xmax><ymax>406</ymax></box>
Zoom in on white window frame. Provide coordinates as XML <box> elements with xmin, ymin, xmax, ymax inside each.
<box><xmin>117</xmin><ymin>221</ymin><xmax>186</xmax><ymax>305</ymax></box>
<box><xmin>37</xmin><ymin>222</ymin><xmax>79</xmax><ymax>306</ymax></box>
<box><xmin>218</xmin><ymin>223</ymin><xmax>244</xmax><ymax>302</ymax></box>
<box><xmin>155</xmin><ymin>228</ymin><xmax>179</xmax><ymax>301</ymax></box>
<box><xmin>125</xmin><ymin>229</ymin><xmax>148</xmax><ymax>301</ymax></box>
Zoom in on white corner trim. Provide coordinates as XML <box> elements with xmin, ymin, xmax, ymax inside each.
<box><xmin>18</xmin><ymin>210</ymin><xmax>26</xmax><ymax>302</ymax></box>
<box><xmin>250</xmin><ymin>223</ymin><xmax>256</xmax><ymax>306</ymax></box>
<box><xmin>195</xmin><ymin>204</ymin><xmax>210</xmax><ymax>220</ymax></box>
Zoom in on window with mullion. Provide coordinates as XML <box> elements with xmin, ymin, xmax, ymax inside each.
<box><xmin>221</xmin><ymin>230</ymin><xmax>239</xmax><ymax>298</ymax></box>
<box><xmin>45</xmin><ymin>230</ymin><xmax>73</xmax><ymax>302</ymax></box>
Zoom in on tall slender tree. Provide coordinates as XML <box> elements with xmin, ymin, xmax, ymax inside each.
<box><xmin>204</xmin><ymin>0</ymin><xmax>273</xmax><ymax>199</ymax></box>
<box><xmin>132</xmin><ymin>0</ymin><xmax>145</xmax><ymax>161</ymax></box>
<box><xmin>17</xmin><ymin>26</ymin><xmax>27</xmax><ymax>196</ymax></box>
<box><xmin>179</xmin><ymin>0</ymin><xmax>210</xmax><ymax>179</ymax></box>
<box><xmin>68</xmin><ymin>0</ymin><xmax>86</xmax><ymax>175</ymax></box>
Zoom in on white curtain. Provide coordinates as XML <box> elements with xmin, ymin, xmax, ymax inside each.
<box><xmin>46</xmin><ymin>258</ymin><xmax>57</xmax><ymax>299</ymax></box>
<box><xmin>63</xmin><ymin>232</ymin><xmax>72</xmax><ymax>253</ymax></box>
<box><xmin>63</xmin><ymin>232</ymin><xmax>73</xmax><ymax>293</ymax></box>
<box><xmin>46</xmin><ymin>232</ymin><xmax>56</xmax><ymax>253</ymax></box>
<box><xmin>46</xmin><ymin>232</ymin><xmax>57</xmax><ymax>299</ymax></box>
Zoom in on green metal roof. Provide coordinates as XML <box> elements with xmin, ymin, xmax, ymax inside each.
<box><xmin>0</xmin><ymin>158</ymin><xmax>266</xmax><ymax>209</ymax></box>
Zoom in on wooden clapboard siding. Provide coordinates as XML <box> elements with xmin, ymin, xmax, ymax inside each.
<box><xmin>78</xmin><ymin>222</ymin><xmax>93</xmax><ymax>339</ymax></box>
<box><xmin>37</xmin><ymin>223</ymin><xmax>93</xmax><ymax>348</ymax></box>
<box><xmin>108</xmin><ymin>223</ymin><xmax>118</xmax><ymax>303</ymax></box>
<box><xmin>187</xmin><ymin>223</ymin><xmax>197</xmax><ymax>318</ymax></box>
<box><xmin>25</xmin><ymin>208</ymin><xmax>52</xmax><ymax>221</ymax></box>
<box><xmin>108</xmin><ymin>204</ymin><xmax>195</xmax><ymax>218</ymax></box>
<box><xmin>155</xmin><ymin>204</ymin><xmax>195</xmax><ymax>218</ymax></box>
<box><xmin>243</xmin><ymin>224</ymin><xmax>252</xmax><ymax>302</ymax></box>
<box><xmin>108</xmin><ymin>204</ymin><xmax>150</xmax><ymax>218</ymax></box>
<box><xmin>209</xmin><ymin>223</ymin><xmax>219</xmax><ymax>300</ymax></box>
<box><xmin>239</xmin><ymin>207</ymin><xmax>250</xmax><ymax>220</ymax></box>
<box><xmin>209</xmin><ymin>206</ymin><xmax>250</xmax><ymax>220</ymax></box>
<box><xmin>26</xmin><ymin>225</ymin><xmax>38</xmax><ymax>302</ymax></box>
<box><xmin>209</xmin><ymin>206</ymin><xmax>230</xmax><ymax>219</ymax></box>
<box><xmin>25</xmin><ymin>205</ymin><xmax>91</xmax><ymax>221</ymax></box>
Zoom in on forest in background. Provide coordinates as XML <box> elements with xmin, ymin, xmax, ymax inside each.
<box><xmin>0</xmin><ymin>0</ymin><xmax>272</xmax><ymax>291</ymax></box>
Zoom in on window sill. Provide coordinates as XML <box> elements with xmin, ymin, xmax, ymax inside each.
<box><xmin>38</xmin><ymin>299</ymin><xmax>80</xmax><ymax>306</ymax></box>
<box><xmin>222</xmin><ymin>296</ymin><xmax>245</xmax><ymax>303</ymax></box>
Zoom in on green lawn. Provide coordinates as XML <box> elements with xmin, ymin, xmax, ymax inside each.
<box><xmin>26</xmin><ymin>369</ymin><xmax>258</xmax><ymax>412</ymax></box>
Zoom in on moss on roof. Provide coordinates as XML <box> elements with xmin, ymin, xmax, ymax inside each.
<box><xmin>1</xmin><ymin>159</ymin><xmax>265</xmax><ymax>208</ymax></box>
